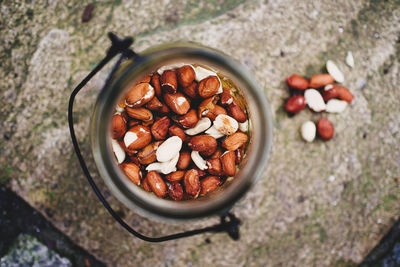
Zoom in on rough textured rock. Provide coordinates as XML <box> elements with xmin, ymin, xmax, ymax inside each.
<box><xmin>1</xmin><ymin>0</ymin><xmax>399</xmax><ymax>266</ymax></box>
<box><xmin>0</xmin><ymin>234</ymin><xmax>71</xmax><ymax>267</ymax></box>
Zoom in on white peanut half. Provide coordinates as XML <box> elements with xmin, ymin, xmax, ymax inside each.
<box><xmin>191</xmin><ymin>151</ymin><xmax>208</xmax><ymax>170</ymax></box>
<box><xmin>157</xmin><ymin>63</ymin><xmax>188</xmax><ymax>75</ymax></box>
<box><xmin>346</xmin><ymin>51</ymin><xmax>354</xmax><ymax>68</ymax></box>
<box><xmin>146</xmin><ymin>152</ymin><xmax>180</xmax><ymax>175</ymax></box>
<box><xmin>305</xmin><ymin>89</ymin><xmax>326</xmax><ymax>112</ymax></box>
<box><xmin>326</xmin><ymin>99</ymin><xmax>348</xmax><ymax>113</ymax></box>
<box><xmin>115</xmin><ymin>105</ymin><xmax>124</xmax><ymax>113</ymax></box>
<box><xmin>184</xmin><ymin>117</ymin><xmax>212</xmax><ymax>136</ymax></box>
<box><xmin>161</xmin><ymin>152</ymin><xmax>180</xmax><ymax>174</ymax></box>
<box><xmin>326</xmin><ymin>60</ymin><xmax>344</xmax><ymax>83</ymax></box>
<box><xmin>324</xmin><ymin>84</ymin><xmax>334</xmax><ymax>91</ymax></box>
<box><xmin>301</xmin><ymin>121</ymin><xmax>316</xmax><ymax>143</ymax></box>
<box><xmin>124</xmin><ymin>131</ymin><xmax>138</xmax><ymax>148</ymax></box>
<box><xmin>111</xmin><ymin>139</ymin><xmax>125</xmax><ymax>164</ymax></box>
<box><xmin>239</xmin><ymin>120</ymin><xmax>249</xmax><ymax>132</ymax></box>
<box><xmin>205</xmin><ymin>125</ymin><xmax>225</xmax><ymax>139</ymax></box>
<box><xmin>146</xmin><ymin>162</ymin><xmax>163</xmax><ymax>173</ymax></box>
<box><xmin>194</xmin><ymin>66</ymin><xmax>217</xmax><ymax>81</ymax></box>
<box><xmin>214</xmin><ymin>114</ymin><xmax>238</xmax><ymax>135</ymax></box>
<box><xmin>156</xmin><ymin>136</ymin><xmax>182</xmax><ymax>162</ymax></box>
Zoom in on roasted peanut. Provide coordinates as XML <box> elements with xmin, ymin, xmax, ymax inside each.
<box><xmin>177</xmin><ymin>65</ymin><xmax>195</xmax><ymax>87</ymax></box>
<box><xmin>177</xmin><ymin>151</ymin><xmax>191</xmax><ymax>170</ymax></box>
<box><xmin>164</xmin><ymin>92</ymin><xmax>190</xmax><ymax>115</ymax></box>
<box><xmin>188</xmin><ymin>135</ymin><xmax>217</xmax><ymax>152</ymax></box>
<box><xmin>145</xmin><ymin>96</ymin><xmax>163</xmax><ymax>111</ymax></box>
<box><xmin>165</xmin><ymin>171</ymin><xmax>185</xmax><ymax>182</ymax></box>
<box><xmin>128</xmin><ymin>119</ymin><xmax>140</xmax><ymax>128</ymax></box>
<box><xmin>151</xmin><ymin>116</ymin><xmax>170</xmax><ymax>140</ymax></box>
<box><xmin>124</xmin><ymin>125</ymin><xmax>152</xmax><ymax>150</ymax></box>
<box><xmin>167</xmin><ymin>182</ymin><xmax>184</xmax><ymax>201</ymax></box>
<box><xmin>309</xmin><ymin>74</ymin><xmax>334</xmax><ymax>88</ymax></box>
<box><xmin>142</xmin><ymin>176</ymin><xmax>152</xmax><ymax>192</ymax></box>
<box><xmin>177</xmin><ymin>109</ymin><xmax>198</xmax><ymax>128</ymax></box>
<box><xmin>126</xmin><ymin>83</ymin><xmax>155</xmax><ymax>107</ymax></box>
<box><xmin>137</xmin><ymin>141</ymin><xmax>162</xmax><ymax>165</ymax></box>
<box><xmin>183</xmin><ymin>82</ymin><xmax>198</xmax><ymax>99</ymax></box>
<box><xmin>317</xmin><ymin>118</ymin><xmax>334</xmax><ymax>140</ymax></box>
<box><xmin>285</xmin><ymin>95</ymin><xmax>306</xmax><ymax>114</ymax></box>
<box><xmin>169</xmin><ymin>125</ymin><xmax>187</xmax><ymax>142</ymax></box>
<box><xmin>184</xmin><ymin>169</ymin><xmax>200</xmax><ymax>198</ymax></box>
<box><xmin>200</xmin><ymin>176</ymin><xmax>221</xmax><ymax>196</ymax></box>
<box><xmin>204</xmin><ymin>105</ymin><xmax>227</xmax><ymax>120</ymax></box>
<box><xmin>222</xmin><ymin>132</ymin><xmax>248</xmax><ymax>151</ymax></box>
<box><xmin>227</xmin><ymin>103</ymin><xmax>247</xmax><ymax>123</ymax></box>
<box><xmin>198</xmin><ymin>76</ymin><xmax>220</xmax><ymax>98</ymax></box>
<box><xmin>111</xmin><ymin>114</ymin><xmax>126</xmax><ymax>140</ymax></box>
<box><xmin>126</xmin><ymin>107</ymin><xmax>153</xmax><ymax>121</ymax></box>
<box><xmin>120</xmin><ymin>163</ymin><xmax>141</xmax><ymax>185</ymax></box>
<box><xmin>206</xmin><ymin>158</ymin><xmax>222</xmax><ymax>175</ymax></box>
<box><xmin>198</xmin><ymin>96</ymin><xmax>217</xmax><ymax>118</ymax></box>
<box><xmin>151</xmin><ymin>73</ymin><xmax>162</xmax><ymax>97</ymax></box>
<box><xmin>211</xmin><ymin>148</ymin><xmax>223</xmax><ymax>159</ymax></box>
<box><xmin>286</xmin><ymin>74</ymin><xmax>309</xmax><ymax>90</ymax></box>
<box><xmin>221</xmin><ymin>151</ymin><xmax>236</xmax><ymax>176</ymax></box>
<box><xmin>235</xmin><ymin>146</ymin><xmax>244</xmax><ymax>164</ymax></box>
<box><xmin>161</xmin><ymin>70</ymin><xmax>178</xmax><ymax>94</ymax></box>
<box><xmin>220</xmin><ymin>87</ymin><xmax>234</xmax><ymax>105</ymax></box>
<box><xmin>147</xmin><ymin>171</ymin><xmax>167</xmax><ymax>198</ymax></box>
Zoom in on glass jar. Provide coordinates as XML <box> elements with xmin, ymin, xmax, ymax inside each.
<box><xmin>90</xmin><ymin>42</ymin><xmax>273</xmax><ymax>220</ymax></box>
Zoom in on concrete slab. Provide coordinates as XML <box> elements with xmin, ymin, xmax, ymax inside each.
<box><xmin>1</xmin><ymin>0</ymin><xmax>399</xmax><ymax>266</ymax></box>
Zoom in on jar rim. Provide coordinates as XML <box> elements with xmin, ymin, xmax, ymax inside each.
<box><xmin>90</xmin><ymin>43</ymin><xmax>273</xmax><ymax>220</ymax></box>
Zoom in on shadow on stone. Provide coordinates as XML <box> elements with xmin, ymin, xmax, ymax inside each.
<box><xmin>0</xmin><ymin>185</ymin><xmax>105</xmax><ymax>267</ymax></box>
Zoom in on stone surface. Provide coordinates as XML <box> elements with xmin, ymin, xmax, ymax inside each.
<box><xmin>1</xmin><ymin>0</ymin><xmax>400</xmax><ymax>266</ymax></box>
<box><xmin>0</xmin><ymin>185</ymin><xmax>106</xmax><ymax>266</ymax></box>
<box><xmin>0</xmin><ymin>234</ymin><xmax>71</xmax><ymax>267</ymax></box>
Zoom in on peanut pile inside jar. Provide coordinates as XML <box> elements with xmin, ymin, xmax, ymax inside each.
<box><xmin>110</xmin><ymin>63</ymin><xmax>250</xmax><ymax>201</ymax></box>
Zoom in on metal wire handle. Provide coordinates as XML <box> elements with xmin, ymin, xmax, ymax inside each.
<box><xmin>67</xmin><ymin>32</ymin><xmax>241</xmax><ymax>242</ymax></box>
